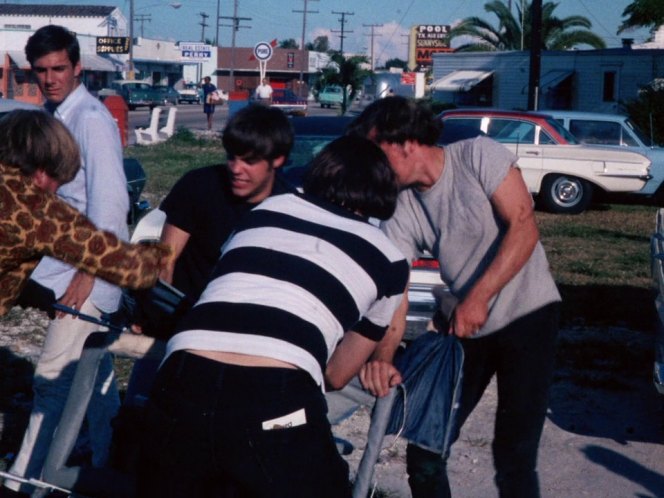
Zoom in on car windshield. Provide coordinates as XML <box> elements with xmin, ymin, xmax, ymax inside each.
<box><xmin>544</xmin><ymin>117</ymin><xmax>579</xmax><ymax>144</ymax></box>
<box><xmin>625</xmin><ymin>118</ymin><xmax>653</xmax><ymax>146</ymax></box>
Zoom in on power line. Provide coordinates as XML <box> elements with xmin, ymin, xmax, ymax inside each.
<box><xmin>198</xmin><ymin>11</ymin><xmax>209</xmax><ymax>42</ymax></box>
<box><xmin>363</xmin><ymin>23</ymin><xmax>383</xmax><ymax>70</ymax></box>
<box><xmin>331</xmin><ymin>10</ymin><xmax>354</xmax><ymax>56</ymax></box>
<box><xmin>219</xmin><ymin>0</ymin><xmax>252</xmax><ymax>90</ymax></box>
<box><xmin>293</xmin><ymin>0</ymin><xmax>318</xmax><ymax>94</ymax></box>
<box><xmin>134</xmin><ymin>13</ymin><xmax>151</xmax><ymax>38</ymax></box>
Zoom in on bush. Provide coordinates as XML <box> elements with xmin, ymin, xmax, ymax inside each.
<box><xmin>621</xmin><ymin>78</ymin><xmax>664</xmax><ymax>146</ymax></box>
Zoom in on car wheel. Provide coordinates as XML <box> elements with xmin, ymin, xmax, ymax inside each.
<box><xmin>539</xmin><ymin>174</ymin><xmax>593</xmax><ymax>214</ymax></box>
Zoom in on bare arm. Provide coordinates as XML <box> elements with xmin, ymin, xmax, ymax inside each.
<box><xmin>325</xmin><ymin>331</ymin><xmax>378</xmax><ymax>391</ymax></box>
<box><xmin>159</xmin><ymin>222</ymin><xmax>191</xmax><ymax>283</ymax></box>
<box><xmin>452</xmin><ymin>166</ymin><xmax>539</xmax><ymax>337</ymax></box>
<box><xmin>358</xmin><ymin>289</ymin><xmax>409</xmax><ymax>397</ymax></box>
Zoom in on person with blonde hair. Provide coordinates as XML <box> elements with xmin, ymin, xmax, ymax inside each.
<box><xmin>0</xmin><ymin>109</ymin><xmax>171</xmax><ymax>317</ymax></box>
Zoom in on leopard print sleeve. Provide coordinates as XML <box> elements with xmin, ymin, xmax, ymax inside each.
<box><xmin>30</xmin><ymin>186</ymin><xmax>172</xmax><ymax>290</ymax></box>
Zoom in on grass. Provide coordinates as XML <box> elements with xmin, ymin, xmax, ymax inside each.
<box><xmin>128</xmin><ymin>137</ymin><xmax>659</xmax><ymax>332</ymax></box>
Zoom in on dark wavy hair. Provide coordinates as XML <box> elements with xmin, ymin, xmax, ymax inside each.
<box><xmin>303</xmin><ymin>135</ymin><xmax>398</xmax><ymax>220</ymax></box>
<box><xmin>348</xmin><ymin>96</ymin><xmax>441</xmax><ymax>146</ymax></box>
<box><xmin>0</xmin><ymin>110</ymin><xmax>80</xmax><ymax>183</ymax></box>
<box><xmin>222</xmin><ymin>104</ymin><xmax>293</xmax><ymax>164</ymax></box>
<box><xmin>26</xmin><ymin>25</ymin><xmax>80</xmax><ymax>67</ymax></box>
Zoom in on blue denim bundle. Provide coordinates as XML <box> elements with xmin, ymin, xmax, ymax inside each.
<box><xmin>386</xmin><ymin>331</ymin><xmax>464</xmax><ymax>456</ymax></box>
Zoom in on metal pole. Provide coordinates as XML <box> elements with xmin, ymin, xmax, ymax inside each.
<box><xmin>230</xmin><ymin>0</ymin><xmax>238</xmax><ymax>90</ymax></box>
<box><xmin>128</xmin><ymin>0</ymin><xmax>134</xmax><ymax>78</ymax></box>
<box><xmin>215</xmin><ymin>0</ymin><xmax>220</xmax><ymax>46</ymax></box>
<box><xmin>527</xmin><ymin>0</ymin><xmax>542</xmax><ymax>110</ymax></box>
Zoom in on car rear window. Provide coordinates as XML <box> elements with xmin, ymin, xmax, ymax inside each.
<box><xmin>568</xmin><ymin>119</ymin><xmax>638</xmax><ymax>147</ymax></box>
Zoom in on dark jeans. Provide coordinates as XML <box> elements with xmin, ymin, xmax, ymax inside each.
<box><xmin>407</xmin><ymin>302</ymin><xmax>560</xmax><ymax>498</ymax></box>
<box><xmin>137</xmin><ymin>351</ymin><xmax>351</xmax><ymax>498</ymax></box>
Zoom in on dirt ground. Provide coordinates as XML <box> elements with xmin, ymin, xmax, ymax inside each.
<box><xmin>0</xmin><ymin>311</ymin><xmax>663</xmax><ymax>497</ymax></box>
<box><xmin>335</xmin><ymin>325</ymin><xmax>664</xmax><ymax>498</ymax></box>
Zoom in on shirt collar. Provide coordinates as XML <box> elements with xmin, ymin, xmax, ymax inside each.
<box><xmin>50</xmin><ymin>83</ymin><xmax>85</xmax><ymax>120</ymax></box>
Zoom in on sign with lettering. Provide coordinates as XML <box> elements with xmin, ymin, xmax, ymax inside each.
<box><xmin>254</xmin><ymin>42</ymin><xmax>274</xmax><ymax>62</ymax></box>
<box><xmin>409</xmin><ymin>25</ymin><xmax>452</xmax><ymax>69</ymax></box>
<box><xmin>96</xmin><ymin>37</ymin><xmax>130</xmax><ymax>54</ymax></box>
<box><xmin>180</xmin><ymin>42</ymin><xmax>212</xmax><ymax>59</ymax></box>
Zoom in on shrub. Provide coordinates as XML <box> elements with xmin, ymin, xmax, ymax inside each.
<box><xmin>621</xmin><ymin>78</ymin><xmax>664</xmax><ymax>146</ymax></box>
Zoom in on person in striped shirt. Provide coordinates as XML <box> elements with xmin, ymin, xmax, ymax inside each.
<box><xmin>136</xmin><ymin>135</ymin><xmax>409</xmax><ymax>498</ymax></box>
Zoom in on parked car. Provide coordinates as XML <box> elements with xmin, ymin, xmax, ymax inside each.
<box><xmin>545</xmin><ymin>110</ymin><xmax>664</xmax><ymax>202</ymax></box>
<box><xmin>177</xmin><ymin>82</ymin><xmax>201</xmax><ymax>104</ymax></box>
<box><xmin>318</xmin><ymin>85</ymin><xmax>345</xmax><ymax>108</ymax></box>
<box><xmin>100</xmin><ymin>80</ymin><xmax>156</xmax><ymax>110</ymax></box>
<box><xmin>439</xmin><ymin>109</ymin><xmax>652</xmax><ymax>214</ymax></box>
<box><xmin>269</xmin><ymin>89</ymin><xmax>308</xmax><ymax>116</ymax></box>
<box><xmin>152</xmin><ymin>85</ymin><xmax>179</xmax><ymax>106</ymax></box>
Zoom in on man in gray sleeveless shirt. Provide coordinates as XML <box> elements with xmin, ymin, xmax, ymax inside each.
<box><xmin>350</xmin><ymin>97</ymin><xmax>561</xmax><ymax>498</ymax></box>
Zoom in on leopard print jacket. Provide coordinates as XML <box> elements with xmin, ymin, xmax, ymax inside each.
<box><xmin>0</xmin><ymin>163</ymin><xmax>172</xmax><ymax>316</ymax></box>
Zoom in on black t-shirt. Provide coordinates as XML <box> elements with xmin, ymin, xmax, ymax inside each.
<box><xmin>160</xmin><ymin>165</ymin><xmax>292</xmax><ymax>301</ymax></box>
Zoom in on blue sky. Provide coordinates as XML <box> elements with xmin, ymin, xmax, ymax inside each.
<box><xmin>31</xmin><ymin>0</ymin><xmax>654</xmax><ymax>63</ymax></box>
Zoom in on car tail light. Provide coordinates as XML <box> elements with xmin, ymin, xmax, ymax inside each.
<box><xmin>413</xmin><ymin>258</ymin><xmax>439</xmax><ymax>270</ymax></box>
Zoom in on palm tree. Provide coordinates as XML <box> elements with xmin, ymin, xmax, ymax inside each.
<box><xmin>448</xmin><ymin>0</ymin><xmax>606</xmax><ymax>52</ymax></box>
<box><xmin>618</xmin><ymin>0</ymin><xmax>664</xmax><ymax>35</ymax></box>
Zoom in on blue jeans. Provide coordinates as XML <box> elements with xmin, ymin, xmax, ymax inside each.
<box><xmin>407</xmin><ymin>302</ymin><xmax>560</xmax><ymax>498</ymax></box>
<box><xmin>137</xmin><ymin>351</ymin><xmax>351</xmax><ymax>498</ymax></box>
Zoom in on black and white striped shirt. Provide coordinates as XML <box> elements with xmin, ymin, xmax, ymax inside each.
<box><xmin>166</xmin><ymin>193</ymin><xmax>409</xmax><ymax>387</ymax></box>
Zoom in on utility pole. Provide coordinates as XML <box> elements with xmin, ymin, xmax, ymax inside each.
<box><xmin>220</xmin><ymin>0</ymin><xmax>251</xmax><ymax>91</ymax></box>
<box><xmin>331</xmin><ymin>10</ymin><xmax>353</xmax><ymax>56</ymax></box>
<box><xmin>527</xmin><ymin>0</ymin><xmax>543</xmax><ymax>110</ymax></box>
<box><xmin>363</xmin><ymin>23</ymin><xmax>383</xmax><ymax>71</ymax></box>
<box><xmin>134</xmin><ymin>13</ymin><xmax>151</xmax><ymax>38</ymax></box>
<box><xmin>128</xmin><ymin>0</ymin><xmax>135</xmax><ymax>78</ymax></box>
<box><xmin>215</xmin><ymin>0</ymin><xmax>221</xmax><ymax>46</ymax></box>
<box><xmin>199</xmin><ymin>12</ymin><xmax>209</xmax><ymax>42</ymax></box>
<box><xmin>293</xmin><ymin>0</ymin><xmax>318</xmax><ymax>97</ymax></box>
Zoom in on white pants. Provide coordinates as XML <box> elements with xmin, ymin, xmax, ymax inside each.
<box><xmin>6</xmin><ymin>299</ymin><xmax>120</xmax><ymax>492</ymax></box>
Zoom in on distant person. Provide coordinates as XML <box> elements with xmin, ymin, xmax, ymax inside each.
<box><xmin>5</xmin><ymin>25</ymin><xmax>131</xmax><ymax>496</ymax></box>
<box><xmin>351</xmin><ymin>96</ymin><xmax>561</xmax><ymax>498</ymax></box>
<box><xmin>136</xmin><ymin>135</ymin><xmax>409</xmax><ymax>497</ymax></box>
<box><xmin>201</xmin><ymin>76</ymin><xmax>217</xmax><ymax>131</ymax></box>
<box><xmin>0</xmin><ymin>109</ymin><xmax>170</xmax><ymax>316</ymax></box>
<box><xmin>255</xmin><ymin>77</ymin><xmax>273</xmax><ymax>103</ymax></box>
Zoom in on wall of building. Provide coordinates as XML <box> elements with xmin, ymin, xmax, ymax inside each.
<box><xmin>432</xmin><ymin>48</ymin><xmax>664</xmax><ymax>113</ymax></box>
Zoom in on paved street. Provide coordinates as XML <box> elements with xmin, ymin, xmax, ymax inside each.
<box><xmin>127</xmin><ymin>101</ymin><xmax>343</xmax><ymax>145</ymax></box>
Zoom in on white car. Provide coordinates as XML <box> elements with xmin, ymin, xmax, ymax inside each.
<box><xmin>176</xmin><ymin>82</ymin><xmax>201</xmax><ymax>104</ymax></box>
<box><xmin>0</xmin><ymin>97</ymin><xmax>39</xmax><ymax>117</ymax></box>
<box><xmin>545</xmin><ymin>110</ymin><xmax>664</xmax><ymax>201</ymax></box>
<box><xmin>440</xmin><ymin>110</ymin><xmax>652</xmax><ymax>214</ymax></box>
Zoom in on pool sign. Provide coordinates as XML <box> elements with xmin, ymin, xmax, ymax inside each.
<box><xmin>254</xmin><ymin>42</ymin><xmax>273</xmax><ymax>62</ymax></box>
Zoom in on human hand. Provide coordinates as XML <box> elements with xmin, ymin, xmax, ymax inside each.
<box><xmin>450</xmin><ymin>296</ymin><xmax>488</xmax><ymax>338</ymax></box>
<box><xmin>56</xmin><ymin>271</ymin><xmax>95</xmax><ymax>318</ymax></box>
<box><xmin>359</xmin><ymin>360</ymin><xmax>402</xmax><ymax>398</ymax></box>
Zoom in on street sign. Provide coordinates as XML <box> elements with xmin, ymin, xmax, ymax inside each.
<box><xmin>253</xmin><ymin>42</ymin><xmax>273</xmax><ymax>62</ymax></box>
<box><xmin>180</xmin><ymin>42</ymin><xmax>212</xmax><ymax>60</ymax></box>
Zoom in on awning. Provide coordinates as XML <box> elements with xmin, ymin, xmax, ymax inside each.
<box><xmin>8</xmin><ymin>51</ymin><xmax>29</xmax><ymax>68</ymax></box>
<box><xmin>522</xmin><ymin>70</ymin><xmax>573</xmax><ymax>94</ymax></box>
<box><xmin>431</xmin><ymin>70</ymin><xmax>493</xmax><ymax>92</ymax></box>
<box><xmin>80</xmin><ymin>53</ymin><xmax>122</xmax><ymax>72</ymax></box>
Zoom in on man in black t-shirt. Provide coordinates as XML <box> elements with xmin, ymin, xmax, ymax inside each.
<box><xmin>159</xmin><ymin>104</ymin><xmax>294</xmax><ymax>301</ymax></box>
<box><xmin>124</xmin><ymin>105</ymin><xmax>294</xmax><ymax>404</ymax></box>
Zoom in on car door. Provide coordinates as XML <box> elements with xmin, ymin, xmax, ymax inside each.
<box><xmin>484</xmin><ymin>118</ymin><xmax>543</xmax><ymax>193</ymax></box>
